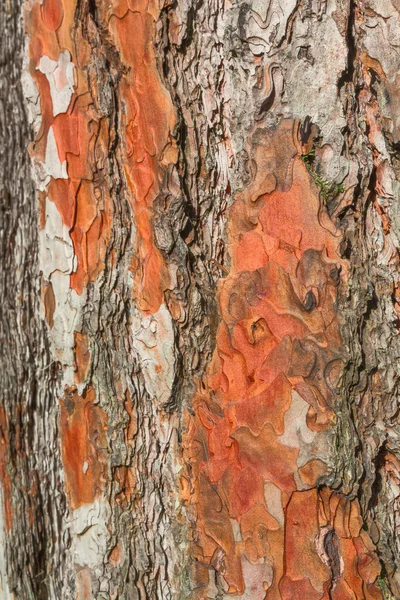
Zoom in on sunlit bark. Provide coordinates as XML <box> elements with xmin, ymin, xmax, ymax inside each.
<box><xmin>1</xmin><ymin>0</ymin><xmax>400</xmax><ymax>598</ymax></box>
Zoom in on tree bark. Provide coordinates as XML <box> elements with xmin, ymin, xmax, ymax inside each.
<box><xmin>1</xmin><ymin>0</ymin><xmax>400</xmax><ymax>598</ymax></box>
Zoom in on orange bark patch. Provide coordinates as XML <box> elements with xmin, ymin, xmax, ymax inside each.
<box><xmin>0</xmin><ymin>407</ymin><xmax>12</xmax><ymax>531</ymax></box>
<box><xmin>113</xmin><ymin>466</ymin><xmax>136</xmax><ymax>508</ymax></box>
<box><xmin>40</xmin><ymin>0</ymin><xmax>64</xmax><ymax>31</ymax></box>
<box><xmin>123</xmin><ymin>388</ymin><xmax>137</xmax><ymax>444</ymax></box>
<box><xmin>109</xmin><ymin>6</ymin><xmax>176</xmax><ymax>313</ymax></box>
<box><xmin>74</xmin><ymin>332</ymin><xmax>90</xmax><ymax>384</ymax></box>
<box><xmin>184</xmin><ymin>120</ymin><xmax>382</xmax><ymax>598</ymax></box>
<box><xmin>284</xmin><ymin>490</ymin><xmax>330</xmax><ymax>595</ymax></box>
<box><xmin>76</xmin><ymin>568</ymin><xmax>93</xmax><ymax>600</ymax></box>
<box><xmin>59</xmin><ymin>387</ymin><xmax>108</xmax><ymax>509</ymax></box>
<box><xmin>26</xmin><ymin>0</ymin><xmax>112</xmax><ymax>296</ymax></box>
<box><xmin>42</xmin><ymin>279</ymin><xmax>56</xmax><ymax>328</ymax></box>
<box><xmin>109</xmin><ymin>539</ymin><xmax>124</xmax><ymax>566</ymax></box>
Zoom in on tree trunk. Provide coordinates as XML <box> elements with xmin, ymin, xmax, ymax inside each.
<box><xmin>1</xmin><ymin>0</ymin><xmax>400</xmax><ymax>597</ymax></box>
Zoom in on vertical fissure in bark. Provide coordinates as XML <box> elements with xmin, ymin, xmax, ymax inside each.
<box><xmin>334</xmin><ymin>0</ymin><xmax>400</xmax><ymax>594</ymax></box>
<box><xmin>337</xmin><ymin>0</ymin><xmax>357</xmax><ymax>91</ymax></box>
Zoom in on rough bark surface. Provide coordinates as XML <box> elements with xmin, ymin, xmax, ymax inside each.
<box><xmin>1</xmin><ymin>0</ymin><xmax>400</xmax><ymax>598</ymax></box>
<box><xmin>1</xmin><ymin>1</ymin><xmax>68</xmax><ymax>597</ymax></box>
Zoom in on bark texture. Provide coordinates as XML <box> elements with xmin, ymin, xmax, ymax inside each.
<box><xmin>1</xmin><ymin>0</ymin><xmax>400</xmax><ymax>598</ymax></box>
<box><xmin>1</xmin><ymin>1</ymin><xmax>68</xmax><ymax>597</ymax></box>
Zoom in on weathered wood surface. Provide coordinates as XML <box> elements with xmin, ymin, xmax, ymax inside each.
<box><xmin>1</xmin><ymin>0</ymin><xmax>400</xmax><ymax>597</ymax></box>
